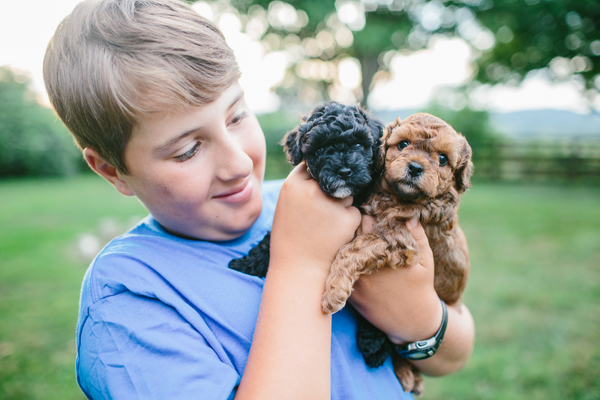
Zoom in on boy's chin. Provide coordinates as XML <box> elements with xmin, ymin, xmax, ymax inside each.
<box><xmin>166</xmin><ymin>222</ymin><xmax>254</xmax><ymax>242</ymax></box>
<box><xmin>210</xmin><ymin>220</ymin><xmax>258</xmax><ymax>241</ymax></box>
<box><xmin>208</xmin><ymin>203</ymin><xmax>263</xmax><ymax>241</ymax></box>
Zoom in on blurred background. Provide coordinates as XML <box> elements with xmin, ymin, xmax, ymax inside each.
<box><xmin>0</xmin><ymin>0</ymin><xmax>599</xmax><ymax>399</ymax></box>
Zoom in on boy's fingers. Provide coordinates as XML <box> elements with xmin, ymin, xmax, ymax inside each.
<box><xmin>288</xmin><ymin>162</ymin><xmax>311</xmax><ymax>180</ymax></box>
<box><xmin>340</xmin><ymin>195</ymin><xmax>355</xmax><ymax>208</ymax></box>
<box><xmin>361</xmin><ymin>215</ymin><xmax>376</xmax><ymax>233</ymax></box>
<box><xmin>288</xmin><ymin>162</ymin><xmax>355</xmax><ymax>207</ymax></box>
<box><xmin>406</xmin><ymin>217</ymin><xmax>434</xmax><ymax>270</ymax></box>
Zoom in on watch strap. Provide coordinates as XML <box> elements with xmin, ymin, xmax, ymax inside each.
<box><xmin>395</xmin><ymin>299</ymin><xmax>448</xmax><ymax>360</ymax></box>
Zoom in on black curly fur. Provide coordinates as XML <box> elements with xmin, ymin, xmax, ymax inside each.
<box><xmin>283</xmin><ymin>101</ymin><xmax>384</xmax><ymax>204</ymax></box>
<box><xmin>229</xmin><ymin>101</ymin><xmax>394</xmax><ymax>369</ymax></box>
<box><xmin>356</xmin><ymin>313</ymin><xmax>395</xmax><ymax>368</ymax></box>
<box><xmin>228</xmin><ymin>232</ymin><xmax>271</xmax><ymax>278</ymax></box>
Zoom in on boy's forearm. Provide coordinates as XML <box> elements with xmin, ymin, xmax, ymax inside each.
<box><xmin>236</xmin><ymin>261</ymin><xmax>332</xmax><ymax>400</ymax></box>
<box><xmin>410</xmin><ymin>302</ymin><xmax>475</xmax><ymax>376</ymax></box>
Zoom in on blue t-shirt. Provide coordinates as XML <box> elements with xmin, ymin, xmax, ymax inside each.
<box><xmin>76</xmin><ymin>180</ymin><xmax>412</xmax><ymax>399</ymax></box>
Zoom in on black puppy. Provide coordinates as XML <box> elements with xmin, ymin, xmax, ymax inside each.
<box><xmin>230</xmin><ymin>101</ymin><xmax>383</xmax><ymax>277</ymax></box>
<box><xmin>284</xmin><ymin>101</ymin><xmax>384</xmax><ymax>204</ymax></box>
<box><xmin>229</xmin><ymin>101</ymin><xmax>393</xmax><ymax>370</ymax></box>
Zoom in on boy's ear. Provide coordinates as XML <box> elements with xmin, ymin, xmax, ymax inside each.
<box><xmin>83</xmin><ymin>148</ymin><xmax>135</xmax><ymax>197</ymax></box>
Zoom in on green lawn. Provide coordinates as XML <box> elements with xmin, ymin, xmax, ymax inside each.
<box><xmin>424</xmin><ymin>184</ymin><xmax>600</xmax><ymax>400</ymax></box>
<box><xmin>0</xmin><ymin>175</ymin><xmax>598</xmax><ymax>399</ymax></box>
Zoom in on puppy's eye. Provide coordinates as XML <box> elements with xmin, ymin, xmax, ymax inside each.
<box><xmin>397</xmin><ymin>140</ymin><xmax>410</xmax><ymax>150</ymax></box>
<box><xmin>354</xmin><ymin>143</ymin><xmax>363</xmax><ymax>149</ymax></box>
<box><xmin>316</xmin><ymin>149</ymin><xmax>324</xmax><ymax>156</ymax></box>
<box><xmin>439</xmin><ymin>154</ymin><xmax>448</xmax><ymax>166</ymax></box>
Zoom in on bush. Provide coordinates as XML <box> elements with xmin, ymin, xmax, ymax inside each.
<box><xmin>257</xmin><ymin>110</ymin><xmax>301</xmax><ymax>180</ymax></box>
<box><xmin>0</xmin><ymin>67</ymin><xmax>81</xmax><ymax>178</ymax></box>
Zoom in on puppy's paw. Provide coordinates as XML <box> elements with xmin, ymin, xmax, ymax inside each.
<box><xmin>412</xmin><ymin>373</ymin><xmax>425</xmax><ymax>397</ymax></box>
<box><xmin>356</xmin><ymin>317</ymin><xmax>394</xmax><ymax>368</ymax></box>
<box><xmin>393</xmin><ymin>355</ymin><xmax>416</xmax><ymax>393</ymax></box>
<box><xmin>393</xmin><ymin>355</ymin><xmax>425</xmax><ymax>396</ymax></box>
<box><xmin>321</xmin><ymin>289</ymin><xmax>349</xmax><ymax>314</ymax></box>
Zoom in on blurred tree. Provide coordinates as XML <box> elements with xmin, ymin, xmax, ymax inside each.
<box><xmin>0</xmin><ymin>66</ymin><xmax>81</xmax><ymax>178</ymax></box>
<box><xmin>474</xmin><ymin>0</ymin><xmax>600</xmax><ymax>91</ymax></box>
<box><xmin>423</xmin><ymin>102</ymin><xmax>503</xmax><ymax>157</ymax></box>
<box><xmin>189</xmin><ymin>0</ymin><xmax>599</xmax><ymax>105</ymax></box>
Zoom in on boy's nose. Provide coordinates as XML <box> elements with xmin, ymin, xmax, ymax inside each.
<box><xmin>216</xmin><ymin>136</ymin><xmax>253</xmax><ymax>181</ymax></box>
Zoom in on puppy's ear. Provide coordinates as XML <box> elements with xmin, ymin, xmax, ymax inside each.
<box><xmin>282</xmin><ymin>125</ymin><xmax>304</xmax><ymax>166</ymax></box>
<box><xmin>383</xmin><ymin>116</ymin><xmax>401</xmax><ymax>144</ymax></box>
<box><xmin>377</xmin><ymin>117</ymin><xmax>401</xmax><ymax>170</ymax></box>
<box><xmin>367</xmin><ymin>116</ymin><xmax>385</xmax><ymax>173</ymax></box>
<box><xmin>367</xmin><ymin>117</ymin><xmax>385</xmax><ymax>143</ymax></box>
<box><xmin>454</xmin><ymin>136</ymin><xmax>474</xmax><ymax>193</ymax></box>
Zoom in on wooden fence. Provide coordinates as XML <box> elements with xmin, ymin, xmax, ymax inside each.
<box><xmin>473</xmin><ymin>138</ymin><xmax>600</xmax><ymax>183</ymax></box>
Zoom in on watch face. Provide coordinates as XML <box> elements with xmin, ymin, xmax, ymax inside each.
<box><xmin>408</xmin><ymin>352</ymin><xmax>430</xmax><ymax>360</ymax></box>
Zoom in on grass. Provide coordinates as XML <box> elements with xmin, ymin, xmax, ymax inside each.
<box><xmin>423</xmin><ymin>183</ymin><xmax>600</xmax><ymax>400</ymax></box>
<box><xmin>0</xmin><ymin>175</ymin><xmax>599</xmax><ymax>399</ymax></box>
<box><xmin>0</xmin><ymin>176</ymin><xmax>146</xmax><ymax>400</ymax></box>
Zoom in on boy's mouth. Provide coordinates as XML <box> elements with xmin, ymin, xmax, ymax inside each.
<box><xmin>213</xmin><ymin>178</ymin><xmax>254</xmax><ymax>204</ymax></box>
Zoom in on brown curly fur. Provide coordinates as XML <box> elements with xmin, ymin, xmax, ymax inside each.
<box><xmin>321</xmin><ymin>113</ymin><xmax>473</xmax><ymax>395</ymax></box>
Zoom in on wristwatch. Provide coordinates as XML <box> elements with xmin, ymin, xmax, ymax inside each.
<box><xmin>395</xmin><ymin>299</ymin><xmax>448</xmax><ymax>360</ymax></box>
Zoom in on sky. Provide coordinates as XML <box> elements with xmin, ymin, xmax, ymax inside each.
<box><xmin>0</xmin><ymin>0</ymin><xmax>596</xmax><ymax>114</ymax></box>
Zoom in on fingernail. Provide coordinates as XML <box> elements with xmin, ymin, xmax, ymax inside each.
<box><xmin>407</xmin><ymin>216</ymin><xmax>418</xmax><ymax>228</ymax></box>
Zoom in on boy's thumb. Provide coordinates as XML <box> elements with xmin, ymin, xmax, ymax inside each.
<box><xmin>406</xmin><ymin>217</ymin><xmax>434</xmax><ymax>269</ymax></box>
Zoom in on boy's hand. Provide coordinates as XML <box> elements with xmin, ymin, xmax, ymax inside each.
<box><xmin>270</xmin><ymin>163</ymin><xmax>362</xmax><ymax>276</ymax></box>
<box><xmin>349</xmin><ymin>217</ymin><xmax>442</xmax><ymax>344</ymax></box>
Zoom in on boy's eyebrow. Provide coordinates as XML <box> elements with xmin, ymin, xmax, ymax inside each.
<box><xmin>229</xmin><ymin>92</ymin><xmax>244</xmax><ymax>109</ymax></box>
<box><xmin>152</xmin><ymin>91</ymin><xmax>245</xmax><ymax>153</ymax></box>
<box><xmin>152</xmin><ymin>128</ymin><xmax>199</xmax><ymax>153</ymax></box>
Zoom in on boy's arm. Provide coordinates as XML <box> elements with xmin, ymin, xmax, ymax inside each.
<box><xmin>235</xmin><ymin>164</ymin><xmax>361</xmax><ymax>400</ymax></box>
<box><xmin>349</xmin><ymin>217</ymin><xmax>475</xmax><ymax>376</ymax></box>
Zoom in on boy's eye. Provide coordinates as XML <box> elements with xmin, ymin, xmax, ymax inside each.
<box><xmin>397</xmin><ymin>140</ymin><xmax>410</xmax><ymax>150</ymax></box>
<box><xmin>230</xmin><ymin>111</ymin><xmax>248</xmax><ymax>126</ymax></box>
<box><xmin>175</xmin><ymin>142</ymin><xmax>201</xmax><ymax>162</ymax></box>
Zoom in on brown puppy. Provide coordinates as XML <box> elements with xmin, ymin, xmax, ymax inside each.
<box><xmin>321</xmin><ymin>113</ymin><xmax>473</xmax><ymax>394</ymax></box>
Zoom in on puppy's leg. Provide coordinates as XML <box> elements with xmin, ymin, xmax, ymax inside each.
<box><xmin>412</xmin><ymin>372</ymin><xmax>425</xmax><ymax>397</ymax></box>
<box><xmin>385</xmin><ymin>223</ymin><xmax>420</xmax><ymax>269</ymax></box>
<box><xmin>392</xmin><ymin>353</ymin><xmax>424</xmax><ymax>396</ymax></box>
<box><xmin>356</xmin><ymin>314</ymin><xmax>394</xmax><ymax>368</ymax></box>
<box><xmin>430</xmin><ymin>223</ymin><xmax>470</xmax><ymax>305</ymax></box>
<box><xmin>321</xmin><ymin>232</ymin><xmax>394</xmax><ymax>314</ymax></box>
<box><xmin>392</xmin><ymin>354</ymin><xmax>416</xmax><ymax>393</ymax></box>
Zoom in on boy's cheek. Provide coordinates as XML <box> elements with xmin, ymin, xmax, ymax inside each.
<box><xmin>249</xmin><ymin>139</ymin><xmax>267</xmax><ymax>175</ymax></box>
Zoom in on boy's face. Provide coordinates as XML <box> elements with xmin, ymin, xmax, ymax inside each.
<box><xmin>118</xmin><ymin>83</ymin><xmax>266</xmax><ymax>241</ymax></box>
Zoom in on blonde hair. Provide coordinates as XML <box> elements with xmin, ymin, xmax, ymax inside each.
<box><xmin>43</xmin><ymin>0</ymin><xmax>240</xmax><ymax>173</ymax></box>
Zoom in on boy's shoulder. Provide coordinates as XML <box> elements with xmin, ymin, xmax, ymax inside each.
<box><xmin>82</xmin><ymin>179</ymin><xmax>284</xmax><ymax>305</ymax></box>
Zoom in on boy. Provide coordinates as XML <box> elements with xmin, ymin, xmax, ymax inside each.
<box><xmin>43</xmin><ymin>0</ymin><xmax>474</xmax><ymax>398</ymax></box>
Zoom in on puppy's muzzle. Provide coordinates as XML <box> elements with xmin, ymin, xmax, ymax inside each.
<box><xmin>408</xmin><ymin>162</ymin><xmax>424</xmax><ymax>178</ymax></box>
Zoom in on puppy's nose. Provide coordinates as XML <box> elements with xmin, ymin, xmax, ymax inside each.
<box><xmin>339</xmin><ymin>167</ymin><xmax>352</xmax><ymax>178</ymax></box>
<box><xmin>408</xmin><ymin>162</ymin><xmax>424</xmax><ymax>178</ymax></box>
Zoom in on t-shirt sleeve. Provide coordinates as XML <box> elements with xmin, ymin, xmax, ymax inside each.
<box><xmin>77</xmin><ymin>291</ymin><xmax>239</xmax><ymax>400</ymax></box>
